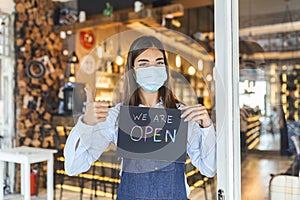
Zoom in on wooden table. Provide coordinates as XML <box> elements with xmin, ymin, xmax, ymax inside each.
<box><xmin>0</xmin><ymin>146</ymin><xmax>57</xmax><ymax>200</ymax></box>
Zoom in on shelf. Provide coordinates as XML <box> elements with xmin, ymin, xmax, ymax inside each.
<box><xmin>240</xmin><ymin>112</ymin><xmax>261</xmax><ymax>151</ymax></box>
<box><xmin>53</xmin><ymin>4</ymin><xmax>184</xmax><ymax>33</ymax></box>
<box><xmin>96</xmin><ymin>87</ymin><xmax>115</xmax><ymax>90</ymax></box>
<box><xmin>97</xmin><ymin>72</ymin><xmax>122</xmax><ymax>78</ymax></box>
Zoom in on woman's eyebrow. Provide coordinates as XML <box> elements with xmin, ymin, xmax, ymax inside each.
<box><xmin>156</xmin><ymin>57</ymin><xmax>164</xmax><ymax>61</ymax></box>
<box><xmin>137</xmin><ymin>59</ymin><xmax>149</xmax><ymax>62</ymax></box>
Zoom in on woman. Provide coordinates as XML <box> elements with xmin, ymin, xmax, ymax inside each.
<box><xmin>64</xmin><ymin>36</ymin><xmax>216</xmax><ymax>199</ymax></box>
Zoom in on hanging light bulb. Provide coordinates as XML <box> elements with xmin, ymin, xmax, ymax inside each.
<box><xmin>63</xmin><ymin>49</ymin><xmax>69</xmax><ymax>56</ymax></box>
<box><xmin>66</xmin><ymin>51</ymin><xmax>79</xmax><ymax>82</ymax></box>
<box><xmin>115</xmin><ymin>26</ymin><xmax>124</xmax><ymax>66</ymax></box>
<box><xmin>198</xmin><ymin>59</ymin><xmax>203</xmax><ymax>71</ymax></box>
<box><xmin>175</xmin><ymin>55</ymin><xmax>181</xmax><ymax>68</ymax></box>
<box><xmin>188</xmin><ymin>66</ymin><xmax>196</xmax><ymax>75</ymax></box>
<box><xmin>97</xmin><ymin>45</ymin><xmax>103</xmax><ymax>58</ymax></box>
<box><xmin>206</xmin><ymin>74</ymin><xmax>212</xmax><ymax>81</ymax></box>
<box><xmin>115</xmin><ymin>55</ymin><xmax>124</xmax><ymax>66</ymax></box>
<box><xmin>60</xmin><ymin>31</ymin><xmax>66</xmax><ymax>39</ymax></box>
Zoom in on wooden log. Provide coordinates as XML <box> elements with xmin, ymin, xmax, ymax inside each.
<box><xmin>20</xmin><ymin>130</ymin><xmax>27</xmax><ymax>137</ymax></box>
<box><xmin>16</xmin><ymin>21</ymin><xmax>23</xmax><ymax>30</ymax></box>
<box><xmin>23</xmin><ymin>137</ymin><xmax>32</xmax><ymax>146</ymax></box>
<box><xmin>20</xmin><ymin>108</ymin><xmax>31</xmax><ymax>116</ymax></box>
<box><xmin>32</xmin><ymin>26</ymin><xmax>40</xmax><ymax>34</ymax></box>
<box><xmin>24</xmin><ymin>28</ymin><xmax>31</xmax><ymax>38</ymax></box>
<box><xmin>18</xmin><ymin>12</ymin><xmax>28</xmax><ymax>22</ymax></box>
<box><xmin>34</xmin><ymin>125</ymin><xmax>41</xmax><ymax>132</ymax></box>
<box><xmin>27</xmin><ymin>19</ymin><xmax>34</xmax><ymax>26</ymax></box>
<box><xmin>32</xmin><ymin>139</ymin><xmax>41</xmax><ymax>147</ymax></box>
<box><xmin>31</xmin><ymin>90</ymin><xmax>41</xmax><ymax>97</ymax></box>
<box><xmin>43</xmin><ymin>112</ymin><xmax>52</xmax><ymax>121</ymax></box>
<box><xmin>16</xmin><ymin>38</ymin><xmax>24</xmax><ymax>46</ymax></box>
<box><xmin>24</xmin><ymin>43</ymin><xmax>32</xmax><ymax>53</ymax></box>
<box><xmin>48</xmin><ymin>18</ymin><xmax>54</xmax><ymax>26</ymax></box>
<box><xmin>49</xmin><ymin>129</ymin><xmax>56</xmax><ymax>136</ymax></box>
<box><xmin>18</xmin><ymin>122</ymin><xmax>25</xmax><ymax>130</ymax></box>
<box><xmin>16</xmin><ymin>3</ymin><xmax>26</xmax><ymax>13</ymax></box>
<box><xmin>24</xmin><ymin>1</ymin><xmax>33</xmax><ymax>9</ymax></box>
<box><xmin>25</xmin><ymin>39</ymin><xmax>32</xmax><ymax>45</ymax></box>
<box><xmin>34</xmin><ymin>49</ymin><xmax>41</xmax><ymax>57</ymax></box>
<box><xmin>43</xmin><ymin>124</ymin><xmax>51</xmax><ymax>129</ymax></box>
<box><xmin>50</xmin><ymin>72</ymin><xmax>57</xmax><ymax>80</ymax></box>
<box><xmin>36</xmin><ymin>37</ymin><xmax>45</xmax><ymax>46</ymax></box>
<box><xmin>35</xmin><ymin>17</ymin><xmax>43</xmax><ymax>26</ymax></box>
<box><xmin>45</xmin><ymin>76</ymin><xmax>54</xmax><ymax>86</ymax></box>
<box><xmin>31</xmin><ymin>79</ymin><xmax>39</xmax><ymax>85</ymax></box>
<box><xmin>42</xmin><ymin>25</ymin><xmax>51</xmax><ymax>36</ymax></box>
<box><xmin>41</xmin><ymin>84</ymin><xmax>48</xmax><ymax>92</ymax></box>
<box><xmin>55</xmin><ymin>69</ymin><xmax>64</xmax><ymax>79</ymax></box>
<box><xmin>38</xmin><ymin>106</ymin><xmax>45</xmax><ymax>115</ymax></box>
<box><xmin>17</xmin><ymin>64</ymin><xmax>24</xmax><ymax>73</ymax></box>
<box><xmin>24</xmin><ymin>119</ymin><xmax>33</xmax><ymax>128</ymax></box>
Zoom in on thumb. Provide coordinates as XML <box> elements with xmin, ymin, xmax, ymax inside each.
<box><xmin>84</xmin><ymin>87</ymin><xmax>94</xmax><ymax>103</ymax></box>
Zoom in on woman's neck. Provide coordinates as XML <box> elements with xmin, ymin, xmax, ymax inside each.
<box><xmin>139</xmin><ymin>89</ymin><xmax>159</xmax><ymax>107</ymax></box>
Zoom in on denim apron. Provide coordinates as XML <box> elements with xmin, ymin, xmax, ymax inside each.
<box><xmin>117</xmin><ymin>158</ymin><xmax>187</xmax><ymax>200</ymax></box>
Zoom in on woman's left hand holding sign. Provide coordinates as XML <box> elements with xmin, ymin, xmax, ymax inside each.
<box><xmin>179</xmin><ymin>104</ymin><xmax>212</xmax><ymax>128</ymax></box>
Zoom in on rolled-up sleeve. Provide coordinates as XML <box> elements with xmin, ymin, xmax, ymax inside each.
<box><xmin>187</xmin><ymin>122</ymin><xmax>216</xmax><ymax>177</ymax></box>
<box><xmin>64</xmin><ymin>105</ymin><xmax>120</xmax><ymax>176</ymax></box>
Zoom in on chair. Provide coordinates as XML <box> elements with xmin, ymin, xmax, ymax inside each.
<box><xmin>269</xmin><ymin>124</ymin><xmax>300</xmax><ymax>199</ymax></box>
<box><xmin>53</xmin><ymin>126</ymin><xmax>85</xmax><ymax>200</ymax></box>
<box><xmin>54</xmin><ymin>126</ymin><xmax>105</xmax><ymax>200</ymax></box>
<box><xmin>91</xmin><ymin>150</ymin><xmax>121</xmax><ymax>200</ymax></box>
<box><xmin>269</xmin><ymin>174</ymin><xmax>300</xmax><ymax>199</ymax></box>
<box><xmin>185</xmin><ymin>158</ymin><xmax>209</xmax><ymax>200</ymax></box>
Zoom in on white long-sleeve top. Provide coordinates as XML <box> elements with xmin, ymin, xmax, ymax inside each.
<box><xmin>64</xmin><ymin>102</ymin><xmax>217</xmax><ymax>196</ymax></box>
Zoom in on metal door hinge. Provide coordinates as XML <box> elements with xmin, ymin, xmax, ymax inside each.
<box><xmin>218</xmin><ymin>189</ymin><xmax>225</xmax><ymax>200</ymax></box>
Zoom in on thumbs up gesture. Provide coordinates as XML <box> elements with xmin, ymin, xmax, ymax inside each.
<box><xmin>82</xmin><ymin>87</ymin><xmax>110</xmax><ymax>125</ymax></box>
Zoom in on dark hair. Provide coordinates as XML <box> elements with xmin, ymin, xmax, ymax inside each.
<box><xmin>122</xmin><ymin>36</ymin><xmax>178</xmax><ymax>108</ymax></box>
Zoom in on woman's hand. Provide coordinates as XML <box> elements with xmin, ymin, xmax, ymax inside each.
<box><xmin>179</xmin><ymin>104</ymin><xmax>212</xmax><ymax>128</ymax></box>
<box><xmin>82</xmin><ymin>87</ymin><xmax>109</xmax><ymax>125</ymax></box>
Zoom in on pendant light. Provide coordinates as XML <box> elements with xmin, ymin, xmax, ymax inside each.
<box><xmin>115</xmin><ymin>25</ymin><xmax>124</xmax><ymax>66</ymax></box>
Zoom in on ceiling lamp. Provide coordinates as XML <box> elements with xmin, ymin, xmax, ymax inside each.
<box><xmin>115</xmin><ymin>55</ymin><xmax>124</xmax><ymax>66</ymax></box>
<box><xmin>188</xmin><ymin>66</ymin><xmax>196</xmax><ymax>75</ymax></box>
<box><xmin>97</xmin><ymin>45</ymin><xmax>103</xmax><ymax>58</ymax></box>
<box><xmin>206</xmin><ymin>74</ymin><xmax>212</xmax><ymax>81</ymax></box>
<box><xmin>198</xmin><ymin>59</ymin><xmax>203</xmax><ymax>71</ymax></box>
<box><xmin>175</xmin><ymin>54</ymin><xmax>181</xmax><ymax>68</ymax></box>
<box><xmin>115</xmin><ymin>25</ymin><xmax>124</xmax><ymax>66</ymax></box>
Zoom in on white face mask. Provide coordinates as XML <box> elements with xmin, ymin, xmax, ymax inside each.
<box><xmin>135</xmin><ymin>66</ymin><xmax>167</xmax><ymax>93</ymax></box>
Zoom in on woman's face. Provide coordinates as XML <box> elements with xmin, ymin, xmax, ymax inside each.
<box><xmin>134</xmin><ymin>48</ymin><xmax>165</xmax><ymax>69</ymax></box>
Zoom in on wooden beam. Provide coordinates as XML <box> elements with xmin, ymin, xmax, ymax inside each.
<box><xmin>172</xmin><ymin>0</ymin><xmax>213</xmax><ymax>9</ymax></box>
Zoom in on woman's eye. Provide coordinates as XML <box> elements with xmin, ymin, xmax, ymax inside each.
<box><xmin>139</xmin><ymin>63</ymin><xmax>148</xmax><ymax>67</ymax></box>
<box><xmin>157</xmin><ymin>62</ymin><xmax>165</xmax><ymax>66</ymax></box>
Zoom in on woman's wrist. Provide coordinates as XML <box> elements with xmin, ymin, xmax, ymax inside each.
<box><xmin>200</xmin><ymin>120</ymin><xmax>212</xmax><ymax>128</ymax></box>
<box><xmin>82</xmin><ymin>114</ymin><xmax>97</xmax><ymax>126</ymax></box>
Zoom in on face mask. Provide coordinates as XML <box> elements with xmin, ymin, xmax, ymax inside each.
<box><xmin>135</xmin><ymin>66</ymin><xmax>167</xmax><ymax>93</ymax></box>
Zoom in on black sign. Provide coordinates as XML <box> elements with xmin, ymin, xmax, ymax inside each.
<box><xmin>117</xmin><ymin>106</ymin><xmax>188</xmax><ymax>162</ymax></box>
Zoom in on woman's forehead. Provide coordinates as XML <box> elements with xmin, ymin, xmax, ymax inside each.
<box><xmin>135</xmin><ymin>48</ymin><xmax>164</xmax><ymax>60</ymax></box>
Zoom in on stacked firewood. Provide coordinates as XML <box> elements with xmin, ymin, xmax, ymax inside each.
<box><xmin>14</xmin><ymin>0</ymin><xmax>65</xmax><ymax>148</ymax></box>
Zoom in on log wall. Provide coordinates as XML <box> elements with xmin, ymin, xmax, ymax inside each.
<box><xmin>14</xmin><ymin>0</ymin><xmax>64</xmax><ymax>148</ymax></box>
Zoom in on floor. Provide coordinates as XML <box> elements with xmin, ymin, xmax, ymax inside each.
<box><xmin>4</xmin><ymin>132</ymin><xmax>295</xmax><ymax>200</ymax></box>
<box><xmin>241</xmin><ymin>152</ymin><xmax>294</xmax><ymax>200</ymax></box>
